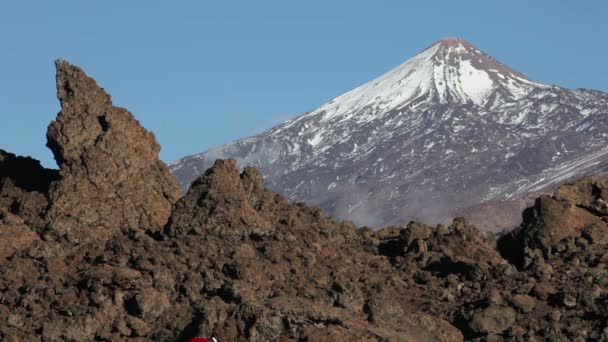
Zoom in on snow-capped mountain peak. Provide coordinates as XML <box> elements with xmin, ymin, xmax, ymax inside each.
<box><xmin>170</xmin><ymin>38</ymin><xmax>608</xmax><ymax>231</ymax></box>
<box><xmin>428</xmin><ymin>37</ymin><xmax>546</xmax><ymax>103</ymax></box>
<box><xmin>295</xmin><ymin>38</ymin><xmax>547</xmax><ymax>125</ymax></box>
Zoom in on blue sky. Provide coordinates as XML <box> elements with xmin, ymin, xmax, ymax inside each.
<box><xmin>1</xmin><ymin>1</ymin><xmax>606</xmax><ymax>167</ymax></box>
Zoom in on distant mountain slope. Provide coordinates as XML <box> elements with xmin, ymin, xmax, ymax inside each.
<box><xmin>170</xmin><ymin>38</ymin><xmax>608</xmax><ymax>230</ymax></box>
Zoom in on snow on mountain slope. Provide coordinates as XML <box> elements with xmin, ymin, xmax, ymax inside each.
<box><xmin>170</xmin><ymin>38</ymin><xmax>608</xmax><ymax>230</ymax></box>
<box><xmin>283</xmin><ymin>38</ymin><xmax>544</xmax><ymax>126</ymax></box>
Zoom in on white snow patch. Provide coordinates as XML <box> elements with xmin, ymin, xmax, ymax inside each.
<box><xmin>308</xmin><ymin>131</ymin><xmax>323</xmax><ymax>147</ymax></box>
<box><xmin>458</xmin><ymin>60</ymin><xmax>494</xmax><ymax>104</ymax></box>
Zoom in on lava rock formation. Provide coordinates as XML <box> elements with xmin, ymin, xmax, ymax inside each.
<box><xmin>1</xmin><ymin>61</ymin><xmax>607</xmax><ymax>341</ymax></box>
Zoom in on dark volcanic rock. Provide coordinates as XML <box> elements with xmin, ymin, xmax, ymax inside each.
<box><xmin>469</xmin><ymin>305</ymin><xmax>516</xmax><ymax>334</ymax></box>
<box><xmin>0</xmin><ymin>210</ymin><xmax>39</xmax><ymax>262</ymax></box>
<box><xmin>45</xmin><ymin>60</ymin><xmax>182</xmax><ymax>242</ymax></box>
<box><xmin>165</xmin><ymin>159</ymin><xmax>464</xmax><ymax>341</ymax></box>
<box><xmin>3</xmin><ymin>60</ymin><xmax>608</xmax><ymax>341</ymax></box>
<box><xmin>0</xmin><ymin>149</ymin><xmax>58</xmax><ymax>229</ymax></box>
<box><xmin>553</xmin><ymin>176</ymin><xmax>608</xmax><ymax>215</ymax></box>
<box><xmin>166</xmin><ymin>159</ymin><xmax>272</xmax><ymax>237</ymax></box>
<box><xmin>498</xmin><ymin>176</ymin><xmax>608</xmax><ymax>267</ymax></box>
<box><xmin>0</xmin><ymin>149</ymin><xmax>58</xmax><ymax>194</ymax></box>
<box><xmin>0</xmin><ymin>157</ymin><xmax>464</xmax><ymax>341</ymax></box>
<box><xmin>0</xmin><ymin>62</ymin><xmax>463</xmax><ymax>341</ymax></box>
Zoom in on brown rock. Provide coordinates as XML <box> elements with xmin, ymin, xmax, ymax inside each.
<box><xmin>582</xmin><ymin>223</ymin><xmax>608</xmax><ymax>245</ymax></box>
<box><xmin>6</xmin><ymin>60</ymin><xmax>608</xmax><ymax>341</ymax></box>
<box><xmin>549</xmin><ymin>310</ymin><xmax>561</xmax><ymax>322</ymax></box>
<box><xmin>45</xmin><ymin>60</ymin><xmax>181</xmax><ymax>242</ymax></box>
<box><xmin>529</xmin><ymin>195</ymin><xmax>599</xmax><ymax>247</ymax></box>
<box><xmin>498</xmin><ymin>178</ymin><xmax>608</xmax><ymax>267</ymax></box>
<box><xmin>554</xmin><ymin>176</ymin><xmax>608</xmax><ymax>215</ymax></box>
<box><xmin>166</xmin><ymin>159</ymin><xmax>271</xmax><ymax>236</ymax></box>
<box><xmin>488</xmin><ymin>288</ymin><xmax>503</xmax><ymax>305</ymax></box>
<box><xmin>166</xmin><ymin>159</ymin><xmax>461</xmax><ymax>341</ymax></box>
<box><xmin>133</xmin><ymin>288</ymin><xmax>171</xmax><ymax>320</ymax></box>
<box><xmin>532</xmin><ymin>282</ymin><xmax>557</xmax><ymax>301</ymax></box>
<box><xmin>511</xmin><ymin>294</ymin><xmax>536</xmax><ymax>313</ymax></box>
<box><xmin>0</xmin><ymin>211</ymin><xmax>38</xmax><ymax>262</ymax></box>
<box><xmin>0</xmin><ymin>149</ymin><xmax>58</xmax><ymax>229</ymax></box>
<box><xmin>401</xmin><ymin>221</ymin><xmax>433</xmax><ymax>247</ymax></box>
<box><xmin>399</xmin><ymin>217</ymin><xmax>504</xmax><ymax>269</ymax></box>
<box><xmin>402</xmin><ymin>313</ymin><xmax>464</xmax><ymax>341</ymax></box>
<box><xmin>470</xmin><ymin>305</ymin><xmax>517</xmax><ymax>334</ymax></box>
<box><xmin>458</xmin><ymin>195</ymin><xmax>538</xmax><ymax>233</ymax></box>
<box><xmin>445</xmin><ymin>218</ymin><xmax>505</xmax><ymax>266</ymax></box>
<box><xmin>563</xmin><ymin>293</ymin><xmax>577</xmax><ymax>308</ymax></box>
<box><xmin>126</xmin><ymin>316</ymin><xmax>151</xmax><ymax>337</ymax></box>
<box><xmin>509</xmin><ymin>325</ymin><xmax>527</xmax><ymax>338</ymax></box>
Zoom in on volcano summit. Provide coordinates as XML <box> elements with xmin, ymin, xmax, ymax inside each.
<box><xmin>171</xmin><ymin>38</ymin><xmax>608</xmax><ymax>230</ymax></box>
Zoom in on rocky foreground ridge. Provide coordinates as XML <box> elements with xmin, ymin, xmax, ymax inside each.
<box><xmin>1</xmin><ymin>62</ymin><xmax>608</xmax><ymax>341</ymax></box>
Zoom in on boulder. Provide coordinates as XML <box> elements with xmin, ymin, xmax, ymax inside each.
<box><xmin>511</xmin><ymin>294</ymin><xmax>536</xmax><ymax>313</ymax></box>
<box><xmin>401</xmin><ymin>221</ymin><xmax>433</xmax><ymax>247</ymax></box>
<box><xmin>132</xmin><ymin>288</ymin><xmax>171</xmax><ymax>320</ymax></box>
<box><xmin>469</xmin><ymin>305</ymin><xmax>516</xmax><ymax>334</ymax></box>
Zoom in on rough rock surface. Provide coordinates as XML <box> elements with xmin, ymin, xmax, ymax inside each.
<box><xmin>0</xmin><ymin>158</ymin><xmax>464</xmax><ymax>342</ymax></box>
<box><xmin>45</xmin><ymin>60</ymin><xmax>181</xmax><ymax>242</ymax></box>
<box><xmin>498</xmin><ymin>176</ymin><xmax>608</xmax><ymax>267</ymax></box>
<box><xmin>469</xmin><ymin>305</ymin><xmax>516</xmax><ymax>334</ymax></box>
<box><xmin>0</xmin><ymin>210</ymin><xmax>39</xmax><ymax>261</ymax></box>
<box><xmin>0</xmin><ymin>62</ymin><xmax>463</xmax><ymax>341</ymax></box>
<box><xmin>164</xmin><ymin>159</ymin><xmax>463</xmax><ymax>341</ymax></box>
<box><xmin>2</xmin><ymin>61</ymin><xmax>608</xmax><ymax>341</ymax></box>
<box><xmin>0</xmin><ymin>149</ymin><xmax>58</xmax><ymax>229</ymax></box>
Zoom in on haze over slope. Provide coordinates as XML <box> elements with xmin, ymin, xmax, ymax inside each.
<box><xmin>171</xmin><ymin>38</ymin><xmax>608</xmax><ymax>229</ymax></box>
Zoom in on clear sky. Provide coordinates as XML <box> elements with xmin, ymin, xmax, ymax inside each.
<box><xmin>1</xmin><ymin>1</ymin><xmax>606</xmax><ymax>168</ymax></box>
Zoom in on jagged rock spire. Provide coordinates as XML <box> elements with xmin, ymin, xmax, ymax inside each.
<box><xmin>45</xmin><ymin>60</ymin><xmax>182</xmax><ymax>242</ymax></box>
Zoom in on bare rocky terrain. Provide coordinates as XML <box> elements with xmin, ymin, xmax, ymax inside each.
<box><xmin>1</xmin><ymin>61</ymin><xmax>608</xmax><ymax>341</ymax></box>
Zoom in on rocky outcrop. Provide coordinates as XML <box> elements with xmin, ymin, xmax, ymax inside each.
<box><xmin>457</xmin><ymin>193</ymin><xmax>544</xmax><ymax>233</ymax></box>
<box><xmin>364</xmin><ymin>196</ymin><xmax>608</xmax><ymax>341</ymax></box>
<box><xmin>396</xmin><ymin>218</ymin><xmax>504</xmax><ymax>267</ymax></box>
<box><xmin>498</xmin><ymin>176</ymin><xmax>608</xmax><ymax>268</ymax></box>
<box><xmin>0</xmin><ymin>62</ymin><xmax>464</xmax><ymax>341</ymax></box>
<box><xmin>475</xmin><ymin>176</ymin><xmax>608</xmax><ymax>340</ymax></box>
<box><xmin>165</xmin><ymin>159</ymin><xmax>463</xmax><ymax>341</ymax></box>
<box><xmin>0</xmin><ymin>149</ymin><xmax>58</xmax><ymax>229</ymax></box>
<box><xmin>0</xmin><ymin>157</ymin><xmax>464</xmax><ymax>341</ymax></box>
<box><xmin>3</xmin><ymin>61</ymin><xmax>608</xmax><ymax>341</ymax></box>
<box><xmin>166</xmin><ymin>160</ymin><xmax>273</xmax><ymax>236</ymax></box>
<box><xmin>44</xmin><ymin>60</ymin><xmax>181</xmax><ymax>242</ymax></box>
